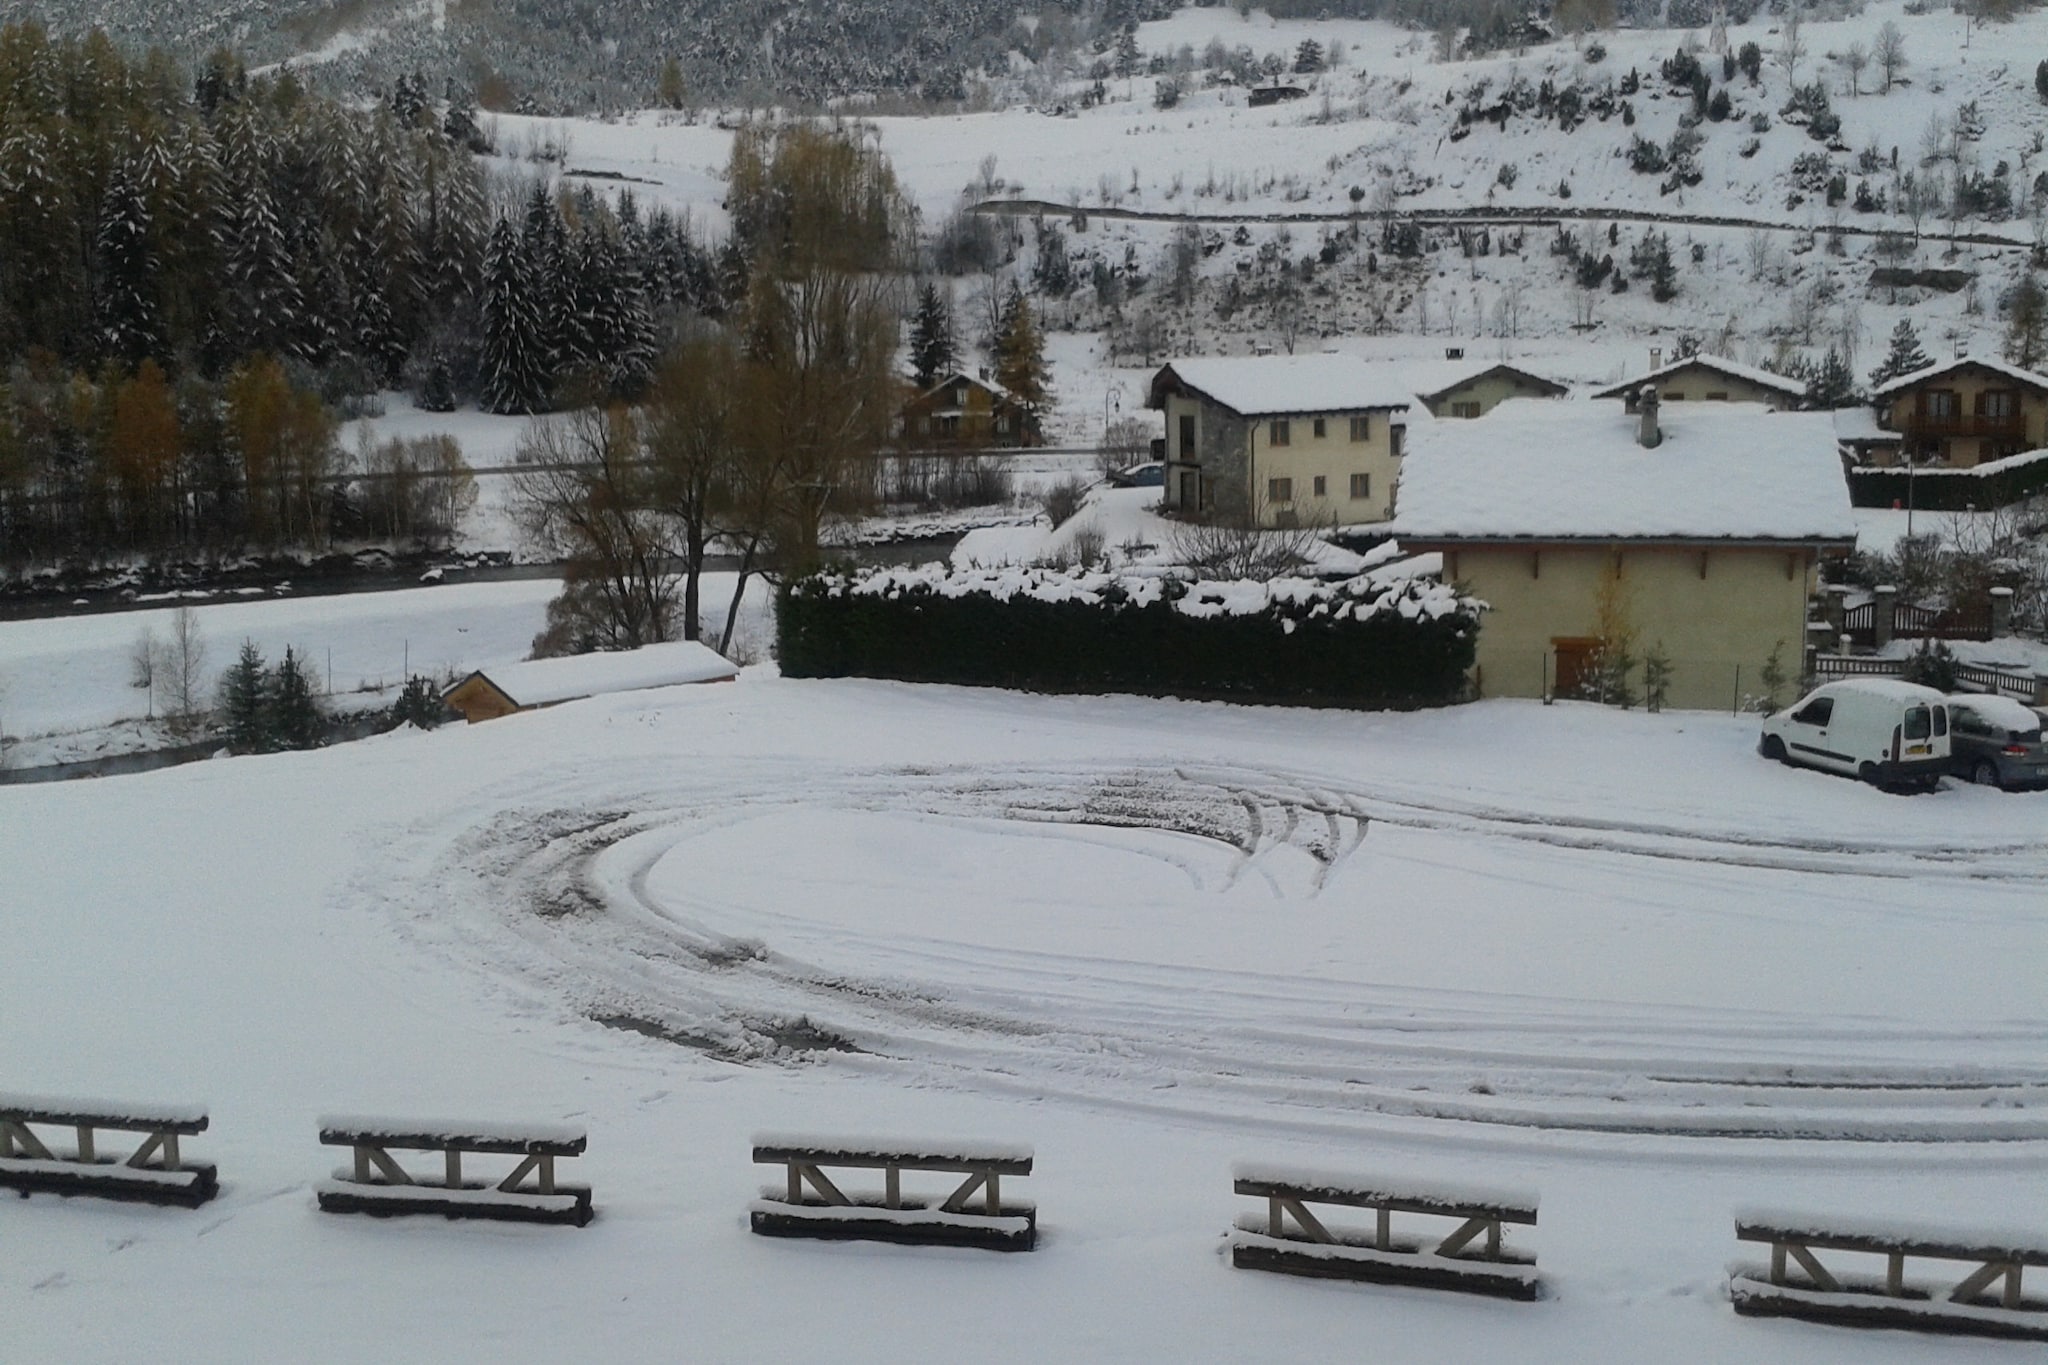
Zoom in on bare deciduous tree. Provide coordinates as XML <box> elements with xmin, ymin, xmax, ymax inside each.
<box><xmin>1874</xmin><ymin>21</ymin><xmax>1907</xmax><ymax>94</ymax></box>
<box><xmin>161</xmin><ymin>606</ymin><xmax>210</xmax><ymax>738</ymax></box>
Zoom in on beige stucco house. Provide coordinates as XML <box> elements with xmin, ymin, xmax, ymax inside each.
<box><xmin>1394</xmin><ymin>397</ymin><xmax>1856</xmax><ymax>710</ymax></box>
<box><xmin>1591</xmin><ymin>352</ymin><xmax>1807</xmax><ymax>410</ymax></box>
<box><xmin>1146</xmin><ymin>354</ymin><xmax>1416</xmax><ymax>528</ymax></box>
<box><xmin>1407</xmin><ymin>359</ymin><xmax>1568</xmax><ymax>418</ymax></box>
<box><xmin>1868</xmin><ymin>355</ymin><xmax>2048</xmax><ymax>467</ymax></box>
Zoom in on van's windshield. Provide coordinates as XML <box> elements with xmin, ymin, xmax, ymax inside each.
<box><xmin>1903</xmin><ymin>706</ymin><xmax>1931</xmax><ymax>741</ymax></box>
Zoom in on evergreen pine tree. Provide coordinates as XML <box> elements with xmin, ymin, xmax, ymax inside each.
<box><xmin>480</xmin><ymin>217</ymin><xmax>547</xmax><ymax>413</ymax></box>
<box><xmin>2006</xmin><ymin>272</ymin><xmax>2046</xmax><ymax>371</ymax></box>
<box><xmin>391</xmin><ymin>674</ymin><xmax>444</xmax><ymax>729</ymax></box>
<box><xmin>270</xmin><ymin>645</ymin><xmax>323</xmax><ymax>750</ymax></box>
<box><xmin>218</xmin><ymin>639</ymin><xmax>273</xmax><ymax>753</ymax></box>
<box><xmin>1807</xmin><ymin>346</ymin><xmax>1859</xmax><ymax>407</ymax></box>
<box><xmin>417</xmin><ymin>356</ymin><xmax>457</xmax><ymax>412</ymax></box>
<box><xmin>1114</xmin><ymin>28</ymin><xmax>1142</xmax><ymax>77</ymax></box>
<box><xmin>992</xmin><ymin>282</ymin><xmax>1051</xmax><ymax>441</ymax></box>
<box><xmin>909</xmin><ymin>282</ymin><xmax>957</xmax><ymax>390</ymax></box>
<box><xmin>609</xmin><ymin>207</ymin><xmax>658</xmax><ymax>399</ymax></box>
<box><xmin>96</xmin><ymin>161</ymin><xmax>163</xmax><ymax>365</ymax></box>
<box><xmin>1294</xmin><ymin>39</ymin><xmax>1326</xmax><ymax>74</ymax></box>
<box><xmin>1867</xmin><ymin>317</ymin><xmax>1933</xmax><ymax>390</ymax></box>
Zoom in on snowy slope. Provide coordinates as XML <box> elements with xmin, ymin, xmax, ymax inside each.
<box><xmin>3</xmin><ymin>675</ymin><xmax>2045</xmax><ymax>1361</ymax></box>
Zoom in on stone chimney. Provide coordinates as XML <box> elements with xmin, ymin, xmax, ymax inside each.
<box><xmin>1637</xmin><ymin>385</ymin><xmax>1662</xmax><ymax>448</ymax></box>
<box><xmin>1649</xmin><ymin>346</ymin><xmax>1663</xmax><ymax>371</ymax></box>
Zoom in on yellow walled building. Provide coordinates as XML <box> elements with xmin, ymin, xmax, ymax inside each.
<box><xmin>1592</xmin><ymin>352</ymin><xmax>1808</xmax><ymax>410</ymax></box>
<box><xmin>1395</xmin><ymin>398</ymin><xmax>1856</xmax><ymax>710</ymax></box>
<box><xmin>1146</xmin><ymin>354</ymin><xmax>1417</xmax><ymax>528</ymax></box>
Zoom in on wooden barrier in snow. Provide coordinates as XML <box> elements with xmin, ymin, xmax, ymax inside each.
<box><xmin>750</xmin><ymin>1135</ymin><xmax>1037</xmax><ymax>1251</ymax></box>
<box><xmin>0</xmin><ymin>1094</ymin><xmax>218</xmax><ymax>1207</ymax></box>
<box><xmin>1230</xmin><ymin>1163</ymin><xmax>1540</xmax><ymax>1299</ymax></box>
<box><xmin>315</xmin><ymin>1117</ymin><xmax>593</xmax><ymax>1226</ymax></box>
<box><xmin>1732</xmin><ymin>1212</ymin><xmax>2048</xmax><ymax>1341</ymax></box>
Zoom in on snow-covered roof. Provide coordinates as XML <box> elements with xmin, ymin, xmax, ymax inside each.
<box><xmin>1591</xmin><ymin>353</ymin><xmax>1808</xmax><ymax>400</ymax></box>
<box><xmin>451</xmin><ymin>641</ymin><xmax>736</xmax><ymax>708</ymax></box>
<box><xmin>1400</xmin><ymin>358</ymin><xmax>1568</xmax><ymax>403</ymax></box>
<box><xmin>910</xmin><ymin>370</ymin><xmax>1019</xmax><ymax>405</ymax></box>
<box><xmin>1830</xmin><ymin>406</ymin><xmax>1893</xmax><ymax>442</ymax></box>
<box><xmin>1150</xmin><ymin>354</ymin><xmax>1415</xmax><ymax>417</ymax></box>
<box><xmin>1870</xmin><ymin>353</ymin><xmax>2048</xmax><ymax>399</ymax></box>
<box><xmin>1393</xmin><ymin>400</ymin><xmax>1856</xmax><ymax>543</ymax></box>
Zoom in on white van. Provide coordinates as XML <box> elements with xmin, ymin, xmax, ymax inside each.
<box><xmin>1758</xmin><ymin>679</ymin><xmax>1952</xmax><ymax>791</ymax></box>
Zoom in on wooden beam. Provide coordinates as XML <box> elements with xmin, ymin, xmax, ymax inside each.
<box><xmin>1</xmin><ymin>1120</ymin><xmax>53</xmax><ymax>1161</ymax></box>
<box><xmin>941</xmin><ymin>1171</ymin><xmax>988</xmax><ymax>1213</ymax></box>
<box><xmin>1278</xmin><ymin>1197</ymin><xmax>1334</xmax><ymax>1245</ymax></box>
<box><xmin>799</xmin><ymin>1163</ymin><xmax>850</xmax><ymax>1207</ymax></box>
<box><xmin>1437</xmin><ymin>1215</ymin><xmax>1493</xmax><ymax>1259</ymax></box>
<box><xmin>364</xmin><ymin>1145</ymin><xmax>413</xmax><ymax>1186</ymax></box>
<box><xmin>128</xmin><ymin>1131</ymin><xmax>166</xmax><ymax>1168</ymax></box>
<box><xmin>1786</xmin><ymin>1244</ymin><xmax>1841</xmax><ymax>1293</ymax></box>
<box><xmin>76</xmin><ymin>1125</ymin><xmax>95</xmax><ymax>1164</ymax></box>
<box><xmin>1951</xmin><ymin>1259</ymin><xmax>2015</xmax><ymax>1305</ymax></box>
<box><xmin>885</xmin><ymin>1166</ymin><xmax>900</xmax><ymax>1210</ymax></box>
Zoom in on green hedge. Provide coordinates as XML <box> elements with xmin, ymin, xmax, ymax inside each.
<box><xmin>1847</xmin><ymin>448</ymin><xmax>2048</xmax><ymax>511</ymax></box>
<box><xmin>778</xmin><ymin>567</ymin><xmax>1481</xmax><ymax>707</ymax></box>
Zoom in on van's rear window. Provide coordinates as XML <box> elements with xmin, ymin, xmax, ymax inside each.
<box><xmin>1932</xmin><ymin>706</ymin><xmax>1948</xmax><ymax>737</ymax></box>
<box><xmin>1903</xmin><ymin>706</ymin><xmax>1931</xmax><ymax>740</ymax></box>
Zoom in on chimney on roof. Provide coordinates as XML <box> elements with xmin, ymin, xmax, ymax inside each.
<box><xmin>1638</xmin><ymin>385</ymin><xmax>1662</xmax><ymax>449</ymax></box>
<box><xmin>1649</xmin><ymin>346</ymin><xmax>1663</xmax><ymax>371</ymax></box>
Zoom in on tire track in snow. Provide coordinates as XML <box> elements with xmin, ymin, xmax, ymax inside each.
<box><xmin>354</xmin><ymin>758</ymin><xmax>2048</xmax><ymax>1156</ymax></box>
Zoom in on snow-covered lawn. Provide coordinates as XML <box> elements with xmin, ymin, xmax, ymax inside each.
<box><xmin>4</xmin><ymin>676</ymin><xmax>2043</xmax><ymax>1360</ymax></box>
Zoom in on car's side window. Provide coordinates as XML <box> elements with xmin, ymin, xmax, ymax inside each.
<box><xmin>1793</xmin><ymin>698</ymin><xmax>1833</xmax><ymax>726</ymax></box>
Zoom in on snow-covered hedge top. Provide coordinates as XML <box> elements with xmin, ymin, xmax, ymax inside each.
<box><xmin>1734</xmin><ymin>1208</ymin><xmax>2048</xmax><ymax>1260</ymax></box>
<box><xmin>1232</xmin><ymin>1160</ymin><xmax>1538</xmax><ymax>1216</ymax></box>
<box><xmin>0</xmin><ymin>1093</ymin><xmax>208</xmax><ymax>1129</ymax></box>
<box><xmin>455</xmin><ymin>641</ymin><xmax>737</xmax><ymax>708</ymax></box>
<box><xmin>1394</xmin><ymin>401</ymin><xmax>1856</xmax><ymax>542</ymax></box>
<box><xmin>802</xmin><ymin>562</ymin><xmax>1472</xmax><ymax>625</ymax></box>
<box><xmin>1848</xmin><ymin>445</ymin><xmax>2048</xmax><ymax>477</ymax></box>
<box><xmin>1156</xmin><ymin>354</ymin><xmax>1417</xmax><ymax>418</ymax></box>
<box><xmin>752</xmin><ymin>1133</ymin><xmax>1035</xmax><ymax>1165</ymax></box>
<box><xmin>1872</xmin><ymin>353</ymin><xmax>2048</xmax><ymax>399</ymax></box>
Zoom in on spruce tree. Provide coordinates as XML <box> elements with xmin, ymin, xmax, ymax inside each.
<box><xmin>1807</xmin><ymin>346</ymin><xmax>1859</xmax><ymax>408</ymax></box>
<box><xmin>992</xmin><ymin>282</ymin><xmax>1051</xmax><ymax>442</ymax></box>
<box><xmin>96</xmin><ymin>161</ymin><xmax>163</xmax><ymax>364</ymax></box>
<box><xmin>218</xmin><ymin>639</ymin><xmax>273</xmax><ymax>754</ymax></box>
<box><xmin>391</xmin><ymin>674</ymin><xmax>444</xmax><ymax>729</ymax></box>
<box><xmin>270</xmin><ymin>645</ymin><xmax>323</xmax><ymax>750</ymax></box>
<box><xmin>480</xmin><ymin>217</ymin><xmax>547</xmax><ymax>413</ymax></box>
<box><xmin>1867</xmin><ymin>317</ymin><xmax>1933</xmax><ymax>390</ymax></box>
<box><xmin>2006</xmin><ymin>272</ymin><xmax>2046</xmax><ymax>371</ymax></box>
<box><xmin>909</xmin><ymin>282</ymin><xmax>957</xmax><ymax>389</ymax></box>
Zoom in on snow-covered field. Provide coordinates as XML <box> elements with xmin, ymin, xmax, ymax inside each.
<box><xmin>5</xmin><ymin>675</ymin><xmax>2044</xmax><ymax>1360</ymax></box>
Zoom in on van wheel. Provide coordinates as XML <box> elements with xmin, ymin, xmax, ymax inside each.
<box><xmin>1859</xmin><ymin>762</ymin><xmax>1883</xmax><ymax>787</ymax></box>
<box><xmin>1760</xmin><ymin>735</ymin><xmax>1788</xmax><ymax>763</ymax></box>
<box><xmin>1972</xmin><ymin>760</ymin><xmax>2002</xmax><ymax>789</ymax></box>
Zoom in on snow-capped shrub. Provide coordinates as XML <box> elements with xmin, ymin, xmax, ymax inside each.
<box><xmin>778</xmin><ymin>565</ymin><xmax>1483</xmax><ymax>707</ymax></box>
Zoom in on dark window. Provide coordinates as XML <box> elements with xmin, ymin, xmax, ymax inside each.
<box><xmin>1269</xmin><ymin>419</ymin><xmax>1291</xmax><ymax>446</ymax></box>
<box><xmin>1792</xmin><ymin>697</ymin><xmax>1834</xmax><ymax>726</ymax></box>
<box><xmin>1349</xmin><ymin>415</ymin><xmax>1370</xmax><ymax>441</ymax></box>
<box><xmin>1268</xmin><ymin>477</ymin><xmax>1293</xmax><ymax>503</ymax></box>
<box><xmin>1903</xmin><ymin>706</ymin><xmax>1931</xmax><ymax>741</ymax></box>
<box><xmin>1925</xmin><ymin>389</ymin><xmax>1960</xmax><ymax>418</ymax></box>
<box><xmin>1349</xmin><ymin>473</ymin><xmax>1370</xmax><ymax>499</ymax></box>
<box><xmin>1450</xmin><ymin>401</ymin><xmax>1482</xmax><ymax>419</ymax></box>
<box><xmin>1931</xmin><ymin>706</ymin><xmax>1947</xmax><ymax>738</ymax></box>
<box><xmin>1312</xmin><ymin>474</ymin><xmax>1326</xmax><ymax>497</ymax></box>
<box><xmin>1390</xmin><ymin>425</ymin><xmax>1404</xmax><ymax>459</ymax></box>
<box><xmin>1979</xmin><ymin>390</ymin><xmax>2018</xmax><ymax>418</ymax></box>
<box><xmin>1665</xmin><ymin>390</ymin><xmax>1686</xmax><ymax>401</ymax></box>
<box><xmin>1705</xmin><ymin>391</ymin><xmax>1730</xmax><ymax>401</ymax></box>
<box><xmin>1312</xmin><ymin>417</ymin><xmax>1327</xmax><ymax>439</ymax></box>
<box><xmin>1178</xmin><ymin>413</ymin><xmax>1196</xmax><ymax>457</ymax></box>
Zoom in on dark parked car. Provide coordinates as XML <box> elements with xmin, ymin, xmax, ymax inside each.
<box><xmin>1108</xmin><ymin>461</ymin><xmax>1164</xmax><ymax>488</ymax></box>
<box><xmin>1946</xmin><ymin>695</ymin><xmax>2048</xmax><ymax>791</ymax></box>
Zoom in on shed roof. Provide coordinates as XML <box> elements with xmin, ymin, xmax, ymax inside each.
<box><xmin>1148</xmin><ymin>354</ymin><xmax>1415</xmax><ymax>418</ymax></box>
<box><xmin>1591</xmin><ymin>353</ymin><xmax>1808</xmax><ymax>401</ymax></box>
<box><xmin>1404</xmin><ymin>359</ymin><xmax>1569</xmax><ymax>404</ymax></box>
<box><xmin>447</xmin><ymin>641</ymin><xmax>736</xmax><ymax>709</ymax></box>
<box><xmin>1392</xmin><ymin>399</ymin><xmax>1856</xmax><ymax>543</ymax></box>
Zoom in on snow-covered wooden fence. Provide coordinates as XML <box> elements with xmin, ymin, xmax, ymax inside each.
<box><xmin>0</xmin><ymin>1094</ymin><xmax>217</xmax><ymax>1207</ymax></box>
<box><xmin>1229</xmin><ymin>1163</ymin><xmax>1540</xmax><ymax>1299</ymax></box>
<box><xmin>1732</xmin><ymin>1212</ymin><xmax>2048</xmax><ymax>1341</ymax></box>
<box><xmin>750</xmin><ymin>1135</ymin><xmax>1037</xmax><ymax>1250</ymax></box>
<box><xmin>315</xmin><ymin>1116</ymin><xmax>593</xmax><ymax>1226</ymax></box>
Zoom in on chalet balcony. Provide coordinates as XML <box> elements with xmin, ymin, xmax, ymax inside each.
<box><xmin>1893</xmin><ymin>411</ymin><xmax>2026</xmax><ymax>439</ymax></box>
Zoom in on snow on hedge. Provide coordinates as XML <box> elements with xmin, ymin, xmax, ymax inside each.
<box><xmin>811</xmin><ymin>561</ymin><xmax>1471</xmax><ymax>624</ymax></box>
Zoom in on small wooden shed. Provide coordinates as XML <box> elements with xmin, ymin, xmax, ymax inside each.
<box><xmin>442</xmin><ymin>641</ymin><xmax>738</xmax><ymax>724</ymax></box>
